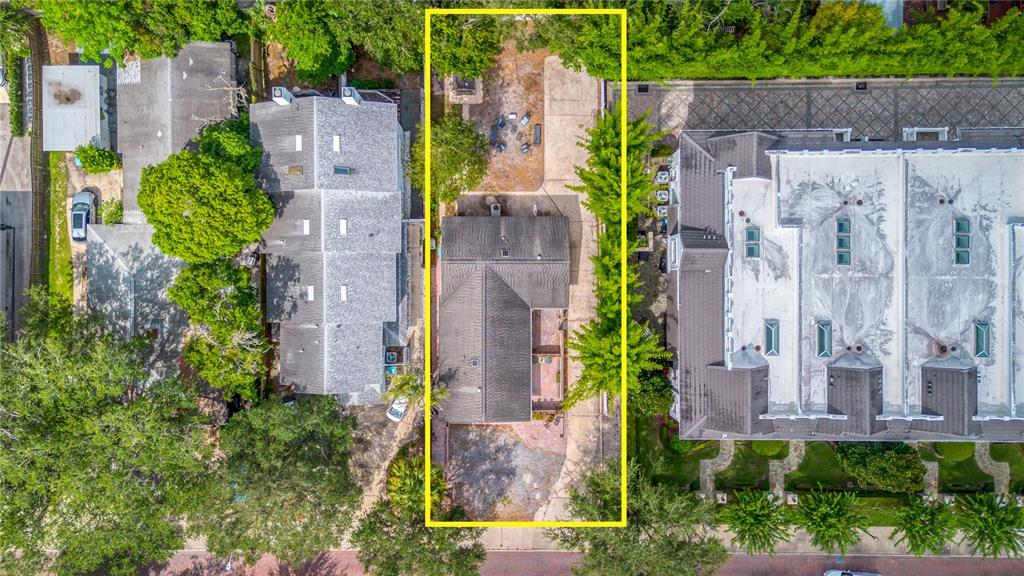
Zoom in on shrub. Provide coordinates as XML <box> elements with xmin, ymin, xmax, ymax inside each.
<box><xmin>6</xmin><ymin>55</ymin><xmax>23</xmax><ymax>137</ymax></box>
<box><xmin>75</xmin><ymin>144</ymin><xmax>120</xmax><ymax>173</ymax></box>
<box><xmin>934</xmin><ymin>442</ymin><xmax>975</xmax><ymax>462</ymax></box>
<box><xmin>98</xmin><ymin>199</ymin><xmax>123</xmax><ymax>224</ymax></box>
<box><xmin>668</xmin><ymin>438</ymin><xmax>695</xmax><ymax>456</ymax></box>
<box><xmin>751</xmin><ymin>441</ymin><xmax>788</xmax><ymax>459</ymax></box>
<box><xmin>348</xmin><ymin>77</ymin><xmax>396</xmax><ymax>89</ymax></box>
<box><xmin>650</xmin><ymin>144</ymin><xmax>674</xmax><ymax>158</ymax></box>
<box><xmin>834</xmin><ymin>442</ymin><xmax>926</xmax><ymax>493</ymax></box>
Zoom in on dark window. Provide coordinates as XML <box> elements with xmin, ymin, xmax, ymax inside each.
<box><xmin>975</xmin><ymin>322</ymin><xmax>991</xmax><ymax>358</ymax></box>
<box><xmin>764</xmin><ymin>320</ymin><xmax>780</xmax><ymax>357</ymax></box>
<box><xmin>816</xmin><ymin>321</ymin><xmax>833</xmax><ymax>358</ymax></box>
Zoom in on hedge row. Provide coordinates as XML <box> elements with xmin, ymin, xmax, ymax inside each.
<box><xmin>7</xmin><ymin>56</ymin><xmax>23</xmax><ymax>137</ymax></box>
<box><xmin>533</xmin><ymin>2</ymin><xmax>1024</xmax><ymax>81</ymax></box>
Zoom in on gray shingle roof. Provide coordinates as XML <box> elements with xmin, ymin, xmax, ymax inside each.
<box><xmin>116</xmin><ymin>42</ymin><xmax>237</xmax><ymax>218</ymax></box>
<box><xmin>86</xmin><ymin>224</ymin><xmax>188</xmax><ymax>381</ymax></box>
<box><xmin>255</xmin><ymin>95</ymin><xmax>406</xmax><ymax>404</ymax></box>
<box><xmin>438</xmin><ymin>217</ymin><xmax>570</xmax><ymax>423</ymax></box>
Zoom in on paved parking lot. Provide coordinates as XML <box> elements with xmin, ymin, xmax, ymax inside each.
<box><xmin>0</xmin><ymin>102</ymin><xmax>32</xmax><ymax>335</ymax></box>
<box><xmin>614</xmin><ymin>77</ymin><xmax>1024</xmax><ymax>139</ymax></box>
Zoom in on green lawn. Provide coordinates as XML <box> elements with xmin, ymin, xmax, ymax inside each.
<box><xmin>786</xmin><ymin>442</ymin><xmax>857</xmax><ymax>491</ymax></box>
<box><xmin>628</xmin><ymin>415</ymin><xmax>718</xmax><ymax>489</ymax></box>
<box><xmin>47</xmin><ymin>153</ymin><xmax>73</xmax><ymax>300</ymax></box>
<box><xmin>990</xmin><ymin>443</ymin><xmax>1024</xmax><ymax>492</ymax></box>
<box><xmin>919</xmin><ymin>444</ymin><xmax>993</xmax><ymax>492</ymax></box>
<box><xmin>715</xmin><ymin>441</ymin><xmax>771</xmax><ymax>491</ymax></box>
<box><xmin>855</xmin><ymin>495</ymin><xmax>904</xmax><ymax>527</ymax></box>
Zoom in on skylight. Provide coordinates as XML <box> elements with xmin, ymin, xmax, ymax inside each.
<box><xmin>954</xmin><ymin>217</ymin><xmax>970</xmax><ymax>265</ymax></box>
<box><xmin>836</xmin><ymin>218</ymin><xmax>851</xmax><ymax>266</ymax></box>
<box><xmin>975</xmin><ymin>322</ymin><xmax>991</xmax><ymax>358</ymax></box>
<box><xmin>816</xmin><ymin>321</ymin><xmax>833</xmax><ymax>358</ymax></box>
<box><xmin>764</xmin><ymin>320</ymin><xmax>780</xmax><ymax>357</ymax></box>
<box><xmin>745</xmin><ymin>226</ymin><xmax>760</xmax><ymax>258</ymax></box>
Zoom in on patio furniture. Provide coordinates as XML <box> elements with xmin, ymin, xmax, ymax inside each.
<box><xmin>496</xmin><ymin>142</ymin><xmax>506</xmax><ymax>153</ymax></box>
<box><xmin>519</xmin><ymin>113</ymin><xmax>530</xmax><ymax>126</ymax></box>
<box><xmin>497</xmin><ymin>116</ymin><xmax>506</xmax><ymax>128</ymax></box>
<box><xmin>520</xmin><ymin>143</ymin><xmax>531</xmax><ymax>153</ymax></box>
<box><xmin>489</xmin><ymin>124</ymin><xmax>498</xmax><ymax>147</ymax></box>
<box><xmin>508</xmin><ymin>111</ymin><xmax>517</xmax><ymax>121</ymax></box>
<box><xmin>533</xmin><ymin>124</ymin><xmax>542</xmax><ymax>146</ymax></box>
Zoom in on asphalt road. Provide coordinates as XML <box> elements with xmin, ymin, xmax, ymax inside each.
<box><xmin>0</xmin><ymin>101</ymin><xmax>33</xmax><ymax>337</ymax></box>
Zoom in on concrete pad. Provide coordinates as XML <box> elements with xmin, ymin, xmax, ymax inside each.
<box><xmin>543</xmin><ymin>56</ymin><xmax>600</xmax><ymax>183</ymax></box>
<box><xmin>0</xmin><ymin>104</ymin><xmax>31</xmax><ymax>193</ymax></box>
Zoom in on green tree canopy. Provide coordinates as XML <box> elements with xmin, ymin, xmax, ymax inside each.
<box><xmin>270</xmin><ymin>0</ymin><xmax>356</xmax><ymax>83</ymax></box>
<box><xmin>956</xmin><ymin>493</ymin><xmax>1024</xmax><ymax>558</ymax></box>
<box><xmin>795</xmin><ymin>490</ymin><xmax>870</xmax><ymax>555</ymax></box>
<box><xmin>411</xmin><ymin>114</ymin><xmax>489</xmax><ymax>210</ymax></box>
<box><xmin>0</xmin><ymin>290</ymin><xmax>210</xmax><ymax>576</ymax></box>
<box><xmin>547</xmin><ymin>460</ymin><xmax>727</xmax><ymax>576</ymax></box>
<box><xmin>195</xmin><ymin>115</ymin><xmax>262</xmax><ymax>174</ymax></box>
<box><xmin>38</xmin><ymin>0</ymin><xmax>243</xmax><ymax>64</ymax></box>
<box><xmin>834</xmin><ymin>442</ymin><xmax>926</xmax><ymax>493</ymax></box>
<box><xmin>0</xmin><ymin>4</ymin><xmax>30</xmax><ymax>58</ymax></box>
<box><xmin>168</xmin><ymin>259</ymin><xmax>266</xmax><ymax>400</ymax></box>
<box><xmin>190</xmin><ymin>396</ymin><xmax>362</xmax><ymax>566</ymax></box>
<box><xmin>718</xmin><ymin>490</ymin><xmax>793</xmax><ymax>555</ymax></box>
<box><xmin>138</xmin><ymin>149</ymin><xmax>273</xmax><ymax>263</ymax></box>
<box><xmin>530</xmin><ymin>1</ymin><xmax>1024</xmax><ymax>81</ymax></box>
<box><xmin>891</xmin><ymin>497</ymin><xmax>956</xmax><ymax>556</ymax></box>
<box><xmin>429</xmin><ymin>13</ymin><xmax>508</xmax><ymax>79</ymax></box>
<box><xmin>352</xmin><ymin>452</ymin><xmax>486</xmax><ymax>576</ymax></box>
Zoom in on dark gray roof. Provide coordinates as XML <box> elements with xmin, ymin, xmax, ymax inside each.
<box><xmin>912</xmin><ymin>366</ymin><xmax>982</xmax><ymax>437</ymax></box>
<box><xmin>86</xmin><ymin>224</ymin><xmax>188</xmax><ymax>381</ymax></box>
<box><xmin>818</xmin><ymin>367</ymin><xmax>885</xmax><ymax>437</ymax></box>
<box><xmin>255</xmin><ymin>94</ymin><xmax>406</xmax><ymax>404</ymax></box>
<box><xmin>116</xmin><ymin>42</ymin><xmax>237</xmax><ymax>219</ymax></box>
<box><xmin>439</xmin><ymin>217</ymin><xmax>570</xmax><ymax>423</ymax></box>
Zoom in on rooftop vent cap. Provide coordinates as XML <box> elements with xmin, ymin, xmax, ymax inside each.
<box><xmin>341</xmin><ymin>87</ymin><xmax>363</xmax><ymax>106</ymax></box>
<box><xmin>272</xmin><ymin>86</ymin><xmax>294</xmax><ymax>106</ymax></box>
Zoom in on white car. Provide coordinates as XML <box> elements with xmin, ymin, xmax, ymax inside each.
<box><xmin>386</xmin><ymin>396</ymin><xmax>409</xmax><ymax>422</ymax></box>
<box><xmin>70</xmin><ymin>189</ymin><xmax>96</xmax><ymax>242</ymax></box>
<box><xmin>824</xmin><ymin>571</ymin><xmax>882</xmax><ymax>576</ymax></box>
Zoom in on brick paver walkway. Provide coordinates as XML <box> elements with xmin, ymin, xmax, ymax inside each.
<box><xmin>924</xmin><ymin>460</ymin><xmax>940</xmax><ymax>497</ymax></box>
<box><xmin>700</xmin><ymin>439</ymin><xmax>735</xmax><ymax>497</ymax></box>
<box><xmin>769</xmin><ymin>440</ymin><xmax>805</xmax><ymax>499</ymax></box>
<box><xmin>614</xmin><ymin>78</ymin><xmax>1024</xmax><ymax>140</ymax></box>
<box><xmin>974</xmin><ymin>441</ymin><xmax>1011</xmax><ymax>494</ymax></box>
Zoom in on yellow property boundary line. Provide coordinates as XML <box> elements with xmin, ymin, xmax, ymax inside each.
<box><xmin>424</xmin><ymin>7</ymin><xmax>628</xmax><ymax>528</ymax></box>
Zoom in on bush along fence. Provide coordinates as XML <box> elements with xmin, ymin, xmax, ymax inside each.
<box><xmin>564</xmin><ymin>111</ymin><xmax>672</xmax><ymax>414</ymax></box>
<box><xmin>7</xmin><ymin>55</ymin><xmax>24</xmax><ymax>136</ymax></box>
<box><xmin>531</xmin><ymin>2</ymin><xmax>1024</xmax><ymax>81</ymax></box>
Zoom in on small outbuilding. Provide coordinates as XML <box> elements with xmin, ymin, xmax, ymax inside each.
<box><xmin>41</xmin><ymin>64</ymin><xmax>109</xmax><ymax>151</ymax></box>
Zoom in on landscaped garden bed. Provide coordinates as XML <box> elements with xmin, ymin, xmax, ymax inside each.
<box><xmin>715</xmin><ymin>441</ymin><xmax>787</xmax><ymax>492</ymax></box>
<box><xmin>990</xmin><ymin>443</ymin><xmax>1024</xmax><ymax>492</ymax></box>
<box><xmin>920</xmin><ymin>443</ymin><xmax>994</xmax><ymax>493</ymax></box>
<box><xmin>628</xmin><ymin>414</ymin><xmax>718</xmax><ymax>490</ymax></box>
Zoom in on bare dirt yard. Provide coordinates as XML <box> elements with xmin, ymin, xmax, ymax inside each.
<box><xmin>447</xmin><ymin>421</ymin><xmax>566</xmax><ymax>521</ymax></box>
<box><xmin>464</xmin><ymin>41</ymin><xmax>548</xmax><ymax>192</ymax></box>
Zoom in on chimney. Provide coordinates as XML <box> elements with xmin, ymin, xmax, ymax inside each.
<box><xmin>272</xmin><ymin>86</ymin><xmax>294</xmax><ymax>106</ymax></box>
<box><xmin>341</xmin><ymin>87</ymin><xmax>363</xmax><ymax>106</ymax></box>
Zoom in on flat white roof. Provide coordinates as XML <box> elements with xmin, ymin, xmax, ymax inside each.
<box><xmin>41</xmin><ymin>65</ymin><xmax>102</xmax><ymax>152</ymax></box>
<box><xmin>730</xmin><ymin>147</ymin><xmax>1024</xmax><ymax>419</ymax></box>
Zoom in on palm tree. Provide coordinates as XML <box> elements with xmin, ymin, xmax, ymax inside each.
<box><xmin>795</xmin><ymin>489</ymin><xmax>870</xmax><ymax>555</ymax></box>
<box><xmin>892</xmin><ymin>497</ymin><xmax>956</xmax><ymax>556</ymax></box>
<box><xmin>387</xmin><ymin>454</ymin><xmax>446</xmax><ymax>514</ymax></box>
<box><xmin>956</xmin><ymin>493</ymin><xmax>1024</xmax><ymax>557</ymax></box>
<box><xmin>719</xmin><ymin>490</ymin><xmax>793</xmax><ymax>555</ymax></box>
<box><xmin>0</xmin><ymin>4</ymin><xmax>30</xmax><ymax>58</ymax></box>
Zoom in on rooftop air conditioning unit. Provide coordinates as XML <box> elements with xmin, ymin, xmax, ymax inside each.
<box><xmin>656</xmin><ymin>170</ymin><xmax>670</xmax><ymax>184</ymax></box>
<box><xmin>341</xmin><ymin>87</ymin><xmax>363</xmax><ymax>106</ymax></box>
<box><xmin>272</xmin><ymin>86</ymin><xmax>293</xmax><ymax>106</ymax></box>
<box><xmin>490</xmin><ymin>203</ymin><xmax>501</xmax><ymax>217</ymax></box>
